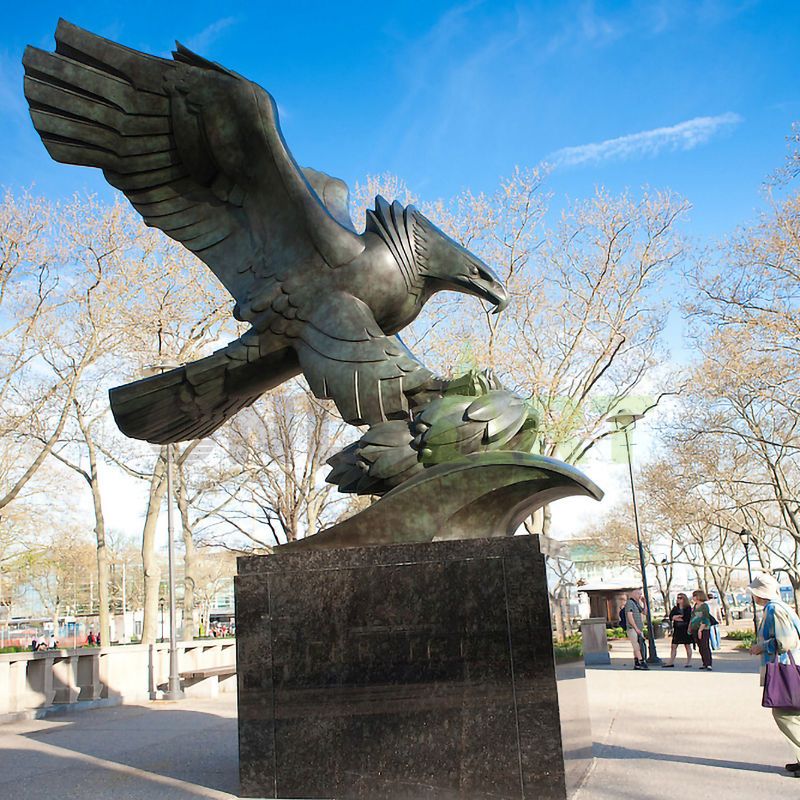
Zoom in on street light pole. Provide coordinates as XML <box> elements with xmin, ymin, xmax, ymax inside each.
<box><xmin>738</xmin><ymin>529</ymin><xmax>759</xmax><ymax>637</ymax></box>
<box><xmin>612</xmin><ymin>410</ymin><xmax>661</xmax><ymax>665</ymax></box>
<box><xmin>121</xmin><ymin>563</ymin><xmax>127</xmax><ymax>643</ymax></box>
<box><xmin>143</xmin><ymin>363</ymin><xmax>185</xmax><ymax>701</ymax></box>
<box><xmin>163</xmin><ymin>441</ymin><xmax>184</xmax><ymax>700</ymax></box>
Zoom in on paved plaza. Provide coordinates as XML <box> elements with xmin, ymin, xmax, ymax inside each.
<box><xmin>0</xmin><ymin>641</ymin><xmax>793</xmax><ymax>799</ymax></box>
<box><xmin>577</xmin><ymin>641</ymin><xmax>794</xmax><ymax>799</ymax></box>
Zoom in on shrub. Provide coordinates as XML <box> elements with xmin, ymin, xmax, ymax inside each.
<box><xmin>554</xmin><ymin>642</ymin><xmax>583</xmax><ymax>661</ymax></box>
<box><xmin>553</xmin><ymin>632</ymin><xmax>583</xmax><ymax>662</ymax></box>
<box><xmin>727</xmin><ymin>629</ymin><xmax>756</xmax><ymax>640</ymax></box>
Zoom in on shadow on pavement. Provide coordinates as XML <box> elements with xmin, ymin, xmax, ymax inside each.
<box><xmin>11</xmin><ymin>701</ymin><xmax>239</xmax><ymax>798</ymax></box>
<box><xmin>594</xmin><ymin>743</ymin><xmax>785</xmax><ymax>776</ymax></box>
<box><xmin>589</xmin><ymin>651</ymin><xmax>759</xmax><ymax>674</ymax></box>
<box><xmin>0</xmin><ymin>745</ymin><xmax>234</xmax><ymax>800</ymax></box>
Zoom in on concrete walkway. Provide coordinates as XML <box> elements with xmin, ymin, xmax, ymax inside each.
<box><xmin>578</xmin><ymin>641</ymin><xmax>798</xmax><ymax>798</ymax></box>
<box><xmin>0</xmin><ymin>641</ymin><xmax>794</xmax><ymax>798</ymax></box>
<box><xmin>0</xmin><ymin>696</ymin><xmax>239</xmax><ymax>799</ymax></box>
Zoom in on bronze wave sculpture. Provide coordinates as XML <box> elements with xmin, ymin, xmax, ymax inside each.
<box><xmin>24</xmin><ymin>21</ymin><xmax>602</xmax><ymax>546</ymax></box>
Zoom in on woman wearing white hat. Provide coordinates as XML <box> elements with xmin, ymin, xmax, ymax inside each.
<box><xmin>749</xmin><ymin>573</ymin><xmax>800</xmax><ymax>777</ymax></box>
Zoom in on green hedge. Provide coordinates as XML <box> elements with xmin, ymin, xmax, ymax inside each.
<box><xmin>553</xmin><ymin>632</ymin><xmax>583</xmax><ymax>662</ymax></box>
<box><xmin>726</xmin><ymin>629</ymin><xmax>756</xmax><ymax>640</ymax></box>
<box><xmin>730</xmin><ymin>632</ymin><xmax>756</xmax><ymax>649</ymax></box>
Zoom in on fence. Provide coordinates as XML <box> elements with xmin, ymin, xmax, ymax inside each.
<box><xmin>0</xmin><ymin>639</ymin><xmax>236</xmax><ymax>722</ymax></box>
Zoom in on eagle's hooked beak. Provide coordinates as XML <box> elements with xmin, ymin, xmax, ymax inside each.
<box><xmin>488</xmin><ymin>281</ymin><xmax>509</xmax><ymax>315</ymax></box>
<box><xmin>410</xmin><ymin>209</ymin><xmax>510</xmax><ymax>314</ymax></box>
<box><xmin>459</xmin><ymin>259</ymin><xmax>509</xmax><ymax>315</ymax></box>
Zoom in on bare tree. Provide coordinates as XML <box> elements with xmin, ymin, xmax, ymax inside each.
<box><xmin>355</xmin><ymin>172</ymin><xmax>689</xmax><ymax>533</ymax></box>
<box><xmin>685</xmin><ymin>185</ymin><xmax>800</xmax><ymax>598</ymax></box>
<box><xmin>207</xmin><ymin>382</ymin><xmax>349</xmax><ymax>548</ymax></box>
<box><xmin>192</xmin><ymin>549</ymin><xmax>237</xmax><ymax>633</ymax></box>
<box><xmin>0</xmin><ymin>192</ymin><xmax>88</xmax><ymax>511</ymax></box>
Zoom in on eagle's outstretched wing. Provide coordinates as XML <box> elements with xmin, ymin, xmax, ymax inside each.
<box><xmin>24</xmin><ymin>21</ymin><xmax>443</xmax><ymax>443</ymax></box>
<box><xmin>22</xmin><ymin>19</ymin><xmax>363</xmax><ymax>311</ymax></box>
<box><xmin>107</xmin><ymin>289</ymin><xmax>436</xmax><ymax>442</ymax></box>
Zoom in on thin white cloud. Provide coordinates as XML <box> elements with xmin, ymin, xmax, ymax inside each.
<box><xmin>549</xmin><ymin>112</ymin><xmax>742</xmax><ymax>168</ymax></box>
<box><xmin>185</xmin><ymin>17</ymin><xmax>237</xmax><ymax>53</ymax></box>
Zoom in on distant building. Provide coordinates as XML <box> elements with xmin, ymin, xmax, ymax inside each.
<box><xmin>577</xmin><ymin>582</ymin><xmax>640</xmax><ymax>624</ymax></box>
<box><xmin>567</xmin><ymin>540</ymin><xmax>640</xmax><ymax>586</ymax></box>
<box><xmin>209</xmin><ymin>578</ymin><xmax>235</xmax><ymax>625</ymax></box>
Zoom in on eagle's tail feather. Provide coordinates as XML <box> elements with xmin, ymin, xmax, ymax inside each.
<box><xmin>109</xmin><ymin>353</ymin><xmax>258</xmax><ymax>444</ymax></box>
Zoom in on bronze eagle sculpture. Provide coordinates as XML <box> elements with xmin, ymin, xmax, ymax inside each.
<box><xmin>23</xmin><ymin>20</ymin><xmax>507</xmax><ymax>444</ymax></box>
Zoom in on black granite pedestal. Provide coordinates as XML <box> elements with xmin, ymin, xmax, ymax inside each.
<box><xmin>235</xmin><ymin>537</ymin><xmax>592</xmax><ymax>800</ymax></box>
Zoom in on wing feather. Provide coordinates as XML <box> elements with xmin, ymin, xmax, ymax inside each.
<box><xmin>23</xmin><ymin>19</ymin><xmax>363</xmax><ymax>308</ymax></box>
<box><xmin>293</xmin><ymin>293</ymin><xmax>434</xmax><ymax>426</ymax></box>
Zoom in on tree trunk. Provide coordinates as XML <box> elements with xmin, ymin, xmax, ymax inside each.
<box><xmin>0</xmin><ymin>354</ymin><xmax>90</xmax><ymax>512</ymax></box>
<box><xmin>788</xmin><ymin>575</ymin><xmax>800</xmax><ymax>614</ymax></box>
<box><xmin>177</xmin><ymin>464</ymin><xmax>196</xmax><ymax>641</ymax></box>
<box><xmin>78</xmin><ymin>412</ymin><xmax>110</xmax><ymax>646</ymax></box>
<box><xmin>719</xmin><ymin>593</ymin><xmax>731</xmax><ymax>624</ymax></box>
<box><xmin>560</xmin><ymin>590</ymin><xmax>572</xmax><ymax>636</ymax></box>
<box><xmin>551</xmin><ymin>591</ymin><xmax>565</xmax><ymax>642</ymax></box>
<box><xmin>542</xmin><ymin>505</ymin><xmax>553</xmax><ymax>536</ymax></box>
<box><xmin>658</xmin><ymin>585</ymin><xmax>669</xmax><ymax>615</ymax></box>
<box><xmin>92</xmin><ymin>491</ymin><xmax>110</xmax><ymax>646</ymax></box>
<box><xmin>524</xmin><ymin>506</ymin><xmax>549</xmax><ymax>536</ymax></box>
<box><xmin>691</xmin><ymin>566</ymin><xmax>704</xmax><ymax>591</ymax></box>
<box><xmin>708</xmin><ymin>566</ymin><xmax>730</xmax><ymax>623</ymax></box>
<box><xmin>141</xmin><ymin>454</ymin><xmax>168</xmax><ymax>645</ymax></box>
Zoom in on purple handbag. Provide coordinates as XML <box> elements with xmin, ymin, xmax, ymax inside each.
<box><xmin>762</xmin><ymin>650</ymin><xmax>800</xmax><ymax>710</ymax></box>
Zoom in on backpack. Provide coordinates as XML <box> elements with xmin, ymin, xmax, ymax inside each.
<box><xmin>618</xmin><ymin>605</ymin><xmax>628</xmax><ymax>630</ymax></box>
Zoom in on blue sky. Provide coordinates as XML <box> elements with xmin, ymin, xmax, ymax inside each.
<box><xmin>1</xmin><ymin>0</ymin><xmax>798</xmax><ymax>242</ymax></box>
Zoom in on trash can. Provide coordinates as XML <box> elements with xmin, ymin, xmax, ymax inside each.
<box><xmin>654</xmin><ymin>619</ymin><xmax>670</xmax><ymax>639</ymax></box>
<box><xmin>580</xmin><ymin>618</ymin><xmax>611</xmax><ymax>665</ymax></box>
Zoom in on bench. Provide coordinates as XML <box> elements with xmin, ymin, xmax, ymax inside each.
<box><xmin>177</xmin><ymin>664</ymin><xmax>236</xmax><ymax>698</ymax></box>
<box><xmin>180</xmin><ymin>665</ymin><xmax>236</xmax><ymax>680</ymax></box>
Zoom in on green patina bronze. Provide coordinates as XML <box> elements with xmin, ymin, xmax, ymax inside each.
<box><xmin>23</xmin><ymin>21</ymin><xmax>603</xmax><ymax>547</ymax></box>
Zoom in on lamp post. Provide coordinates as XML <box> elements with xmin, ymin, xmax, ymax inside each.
<box><xmin>145</xmin><ymin>363</ymin><xmax>184</xmax><ymax>701</ymax></box>
<box><xmin>738</xmin><ymin>529</ymin><xmax>759</xmax><ymax>637</ymax></box>
<box><xmin>163</xmin><ymin>439</ymin><xmax>185</xmax><ymax>699</ymax></box>
<box><xmin>609</xmin><ymin>409</ymin><xmax>661</xmax><ymax>664</ymax></box>
<box><xmin>159</xmin><ymin>597</ymin><xmax>165</xmax><ymax>643</ymax></box>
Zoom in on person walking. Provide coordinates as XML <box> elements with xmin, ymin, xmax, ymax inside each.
<box><xmin>662</xmin><ymin>592</ymin><xmax>693</xmax><ymax>668</ymax></box>
<box><xmin>689</xmin><ymin>589</ymin><xmax>714</xmax><ymax>670</ymax></box>
<box><xmin>707</xmin><ymin>591</ymin><xmax>722</xmax><ymax>650</ymax></box>
<box><xmin>624</xmin><ymin>588</ymin><xmax>648</xmax><ymax>670</ymax></box>
<box><xmin>748</xmin><ymin>573</ymin><xmax>800</xmax><ymax>777</ymax></box>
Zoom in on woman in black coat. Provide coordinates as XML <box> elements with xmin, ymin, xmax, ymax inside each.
<box><xmin>662</xmin><ymin>592</ymin><xmax>693</xmax><ymax>668</ymax></box>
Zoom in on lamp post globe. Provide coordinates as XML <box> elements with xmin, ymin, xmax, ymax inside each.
<box><xmin>608</xmin><ymin>409</ymin><xmax>661</xmax><ymax>665</ymax></box>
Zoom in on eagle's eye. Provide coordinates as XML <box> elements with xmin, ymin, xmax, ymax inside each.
<box><xmin>470</xmin><ymin>266</ymin><xmax>479</xmax><ymax>276</ymax></box>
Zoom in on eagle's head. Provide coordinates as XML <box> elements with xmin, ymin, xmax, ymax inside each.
<box><xmin>366</xmin><ymin>196</ymin><xmax>509</xmax><ymax>313</ymax></box>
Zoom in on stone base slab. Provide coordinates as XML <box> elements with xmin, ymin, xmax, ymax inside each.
<box><xmin>235</xmin><ymin>537</ymin><xmax>592</xmax><ymax>799</ymax></box>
